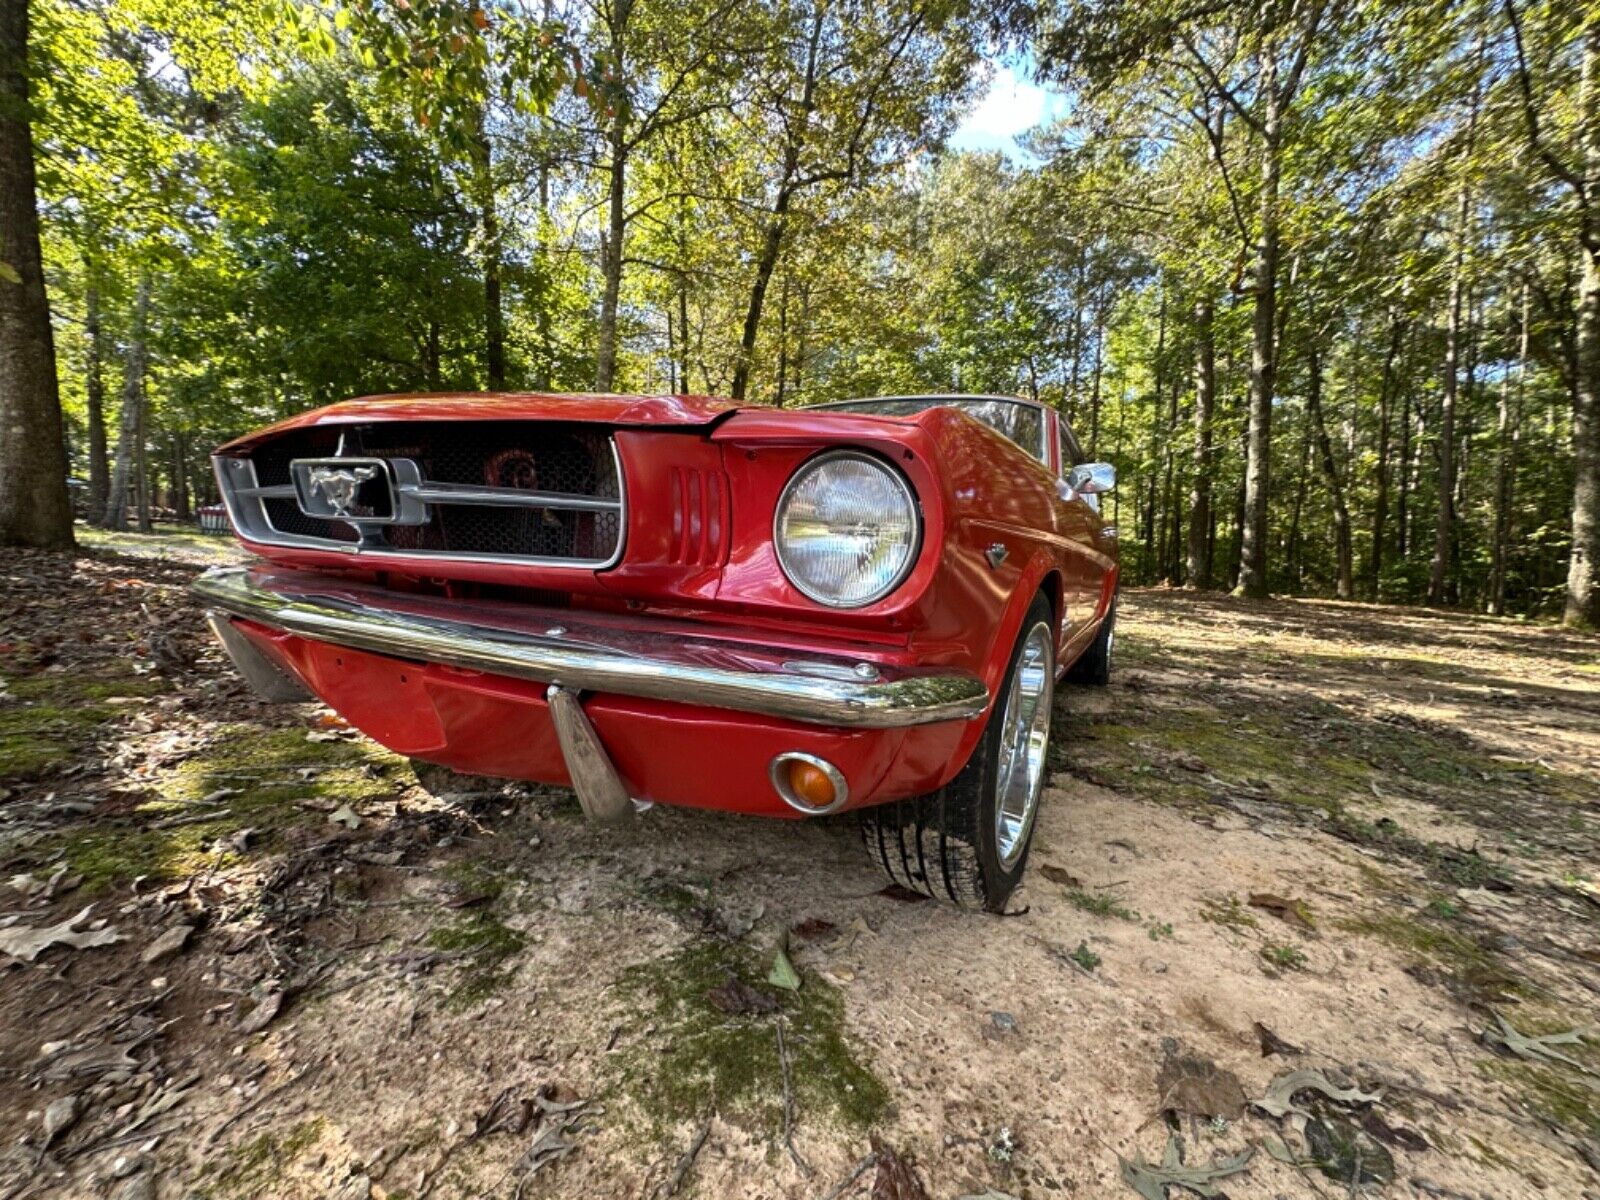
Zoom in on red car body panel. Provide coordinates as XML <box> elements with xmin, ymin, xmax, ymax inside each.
<box><xmin>205</xmin><ymin>391</ymin><xmax>1118</xmax><ymax>816</ymax></box>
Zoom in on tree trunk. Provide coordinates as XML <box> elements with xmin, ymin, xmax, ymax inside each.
<box><xmin>172</xmin><ymin>430</ymin><xmax>190</xmax><ymax>521</ymax></box>
<box><xmin>134</xmin><ymin>390</ymin><xmax>150</xmax><ymax>533</ymax></box>
<box><xmin>1366</xmin><ymin>312</ymin><xmax>1404</xmax><ymax>598</ymax></box>
<box><xmin>1568</xmin><ymin>22</ymin><xmax>1600</xmax><ymax>627</ymax></box>
<box><xmin>730</xmin><ymin>188</ymin><xmax>793</xmax><ymax>401</ymax></box>
<box><xmin>1307</xmin><ymin>342</ymin><xmax>1353</xmax><ymax>599</ymax></box>
<box><xmin>1186</xmin><ymin>298</ymin><xmax>1215</xmax><ymax>588</ymax></box>
<box><xmin>0</xmin><ymin>0</ymin><xmax>73</xmax><ymax>549</ymax></box>
<box><xmin>103</xmin><ymin>274</ymin><xmax>149</xmax><ymax>531</ymax></box>
<box><xmin>594</xmin><ymin>125</ymin><xmax>627</xmax><ymax>392</ymax></box>
<box><xmin>85</xmin><ymin>268</ymin><xmax>110</xmax><ymax>516</ymax></box>
<box><xmin>1491</xmin><ymin>283</ymin><xmax>1528</xmax><ymax>616</ymax></box>
<box><xmin>1429</xmin><ymin>206</ymin><xmax>1468</xmax><ymax>605</ymax></box>
<box><xmin>474</xmin><ymin>113</ymin><xmax>505</xmax><ymax>390</ymax></box>
<box><xmin>1238</xmin><ymin>56</ymin><xmax>1281</xmax><ymax>598</ymax></box>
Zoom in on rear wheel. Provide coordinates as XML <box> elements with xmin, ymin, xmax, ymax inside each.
<box><xmin>1066</xmin><ymin>595</ymin><xmax>1116</xmax><ymax>686</ymax></box>
<box><xmin>859</xmin><ymin>594</ymin><xmax>1055</xmax><ymax>912</ymax></box>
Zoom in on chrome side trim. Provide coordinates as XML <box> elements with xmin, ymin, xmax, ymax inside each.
<box><xmin>398</xmin><ymin>480</ymin><xmax>622</xmax><ymax>512</ymax></box>
<box><xmin>546</xmin><ymin>684</ymin><xmax>633</xmax><ymax>821</ymax></box>
<box><xmin>193</xmin><ymin>566</ymin><xmax>988</xmax><ymax>729</ymax></box>
<box><xmin>211</xmin><ymin>437</ymin><xmax>628</xmax><ymax>569</ymax></box>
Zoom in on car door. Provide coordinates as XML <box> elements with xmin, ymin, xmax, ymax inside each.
<box><xmin>1051</xmin><ymin>412</ymin><xmax>1112</xmax><ymax>644</ymax></box>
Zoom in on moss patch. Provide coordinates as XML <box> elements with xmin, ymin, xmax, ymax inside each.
<box><xmin>0</xmin><ymin>664</ymin><xmax>164</xmax><ymax>781</ymax></box>
<box><xmin>50</xmin><ymin>725</ymin><xmax>403</xmax><ymax>890</ymax></box>
<box><xmin>207</xmin><ymin>1117</ymin><xmax>325</xmax><ymax>1196</ymax></box>
<box><xmin>612</xmin><ymin>939</ymin><xmax>888</xmax><ymax>1138</ymax></box>
<box><xmin>426</xmin><ymin>911</ymin><xmax>528</xmax><ymax>1009</ymax></box>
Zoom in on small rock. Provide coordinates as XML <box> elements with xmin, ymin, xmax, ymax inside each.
<box><xmin>989</xmin><ymin>1011</ymin><xmax>1018</xmax><ymax>1034</ymax></box>
<box><xmin>142</xmin><ymin>925</ymin><xmax>193</xmax><ymax>965</ymax></box>
<box><xmin>329</xmin><ymin>1173</ymin><xmax>371</xmax><ymax>1200</ymax></box>
<box><xmin>110</xmin><ymin>1173</ymin><xmax>155</xmax><ymax>1200</ymax></box>
<box><xmin>42</xmin><ymin>1094</ymin><xmax>79</xmax><ymax>1146</ymax></box>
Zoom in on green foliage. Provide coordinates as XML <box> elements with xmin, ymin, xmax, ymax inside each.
<box><xmin>15</xmin><ymin>0</ymin><xmax>1595</xmax><ymax>619</ymax></box>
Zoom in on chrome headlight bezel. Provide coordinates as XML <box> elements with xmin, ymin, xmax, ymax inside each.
<box><xmin>772</xmin><ymin>449</ymin><xmax>922</xmax><ymax>609</ymax></box>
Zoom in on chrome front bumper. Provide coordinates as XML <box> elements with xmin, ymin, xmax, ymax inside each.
<box><xmin>192</xmin><ymin>566</ymin><xmax>989</xmax><ymax>730</ymax></box>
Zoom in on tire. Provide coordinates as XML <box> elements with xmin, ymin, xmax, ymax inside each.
<box><xmin>859</xmin><ymin>594</ymin><xmax>1056</xmax><ymax>912</ymax></box>
<box><xmin>1066</xmin><ymin>594</ymin><xmax>1116</xmax><ymax>686</ymax></box>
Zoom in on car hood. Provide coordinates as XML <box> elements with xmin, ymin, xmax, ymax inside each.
<box><xmin>216</xmin><ymin>392</ymin><xmax>743</xmax><ymax>453</ymax></box>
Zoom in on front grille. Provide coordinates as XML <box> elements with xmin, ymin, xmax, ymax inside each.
<box><xmin>219</xmin><ymin>421</ymin><xmax>624</xmax><ymax>566</ymax></box>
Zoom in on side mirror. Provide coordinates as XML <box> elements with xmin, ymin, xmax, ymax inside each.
<box><xmin>1067</xmin><ymin>462</ymin><xmax>1116</xmax><ymax>495</ymax></box>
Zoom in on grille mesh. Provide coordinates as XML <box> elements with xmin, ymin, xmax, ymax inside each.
<box><xmin>248</xmin><ymin>422</ymin><xmax>622</xmax><ymax>563</ymax></box>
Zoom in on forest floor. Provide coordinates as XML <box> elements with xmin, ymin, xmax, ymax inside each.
<box><xmin>1</xmin><ymin>531</ymin><xmax>1598</xmax><ymax>1200</ymax></box>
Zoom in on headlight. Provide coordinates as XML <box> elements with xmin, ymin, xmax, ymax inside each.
<box><xmin>774</xmin><ymin>451</ymin><xmax>920</xmax><ymax>607</ymax></box>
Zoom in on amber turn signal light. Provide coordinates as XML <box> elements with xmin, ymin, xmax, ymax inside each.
<box><xmin>787</xmin><ymin>759</ymin><xmax>837</xmax><ymax>809</ymax></box>
<box><xmin>769</xmin><ymin>752</ymin><xmax>849</xmax><ymax>815</ymax></box>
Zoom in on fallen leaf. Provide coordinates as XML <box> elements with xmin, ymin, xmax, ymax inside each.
<box><xmin>1155</xmin><ymin>1041</ymin><xmax>1247</xmax><ymax>1121</ymax></box>
<box><xmin>0</xmin><ymin>906</ymin><xmax>121</xmax><ymax>962</ymax></box>
<box><xmin>767</xmin><ymin>945</ymin><xmax>801</xmax><ymax>992</ymax></box>
<box><xmin>236</xmin><ymin>989</ymin><xmax>284</xmax><ymax>1034</ymax></box>
<box><xmin>329</xmin><ymin>804</ymin><xmax>360</xmax><ymax>830</ymax></box>
<box><xmin>1359</xmin><ymin>1108</ymin><xmax>1430</xmax><ymax>1153</ymax></box>
<box><xmin>825</xmin><ymin>916</ymin><xmax>876</xmax><ymax>956</ymax></box>
<box><xmin>792</xmin><ymin>917</ymin><xmax>838</xmax><ymax>941</ymax></box>
<box><xmin>141</xmin><ymin>925</ymin><xmax>193</xmax><ymax>965</ymax></box>
<box><xmin>1255</xmin><ymin>1069</ymin><xmax>1381</xmax><ymax>1119</ymax></box>
<box><xmin>1248</xmin><ymin>892</ymin><xmax>1315</xmax><ymax>930</ymax></box>
<box><xmin>870</xmin><ymin>1136</ymin><xmax>930</xmax><ymax>1200</ymax></box>
<box><xmin>1305</xmin><ymin>1115</ymin><xmax>1395</xmax><ymax>1184</ymax></box>
<box><xmin>706</xmin><ymin>975</ymin><xmax>778</xmax><ymax>1016</ymax></box>
<box><xmin>1483</xmin><ymin>1012</ymin><xmax>1595</xmax><ymax>1074</ymax></box>
<box><xmin>1253</xmin><ymin>1021</ymin><xmax>1303</xmax><ymax>1058</ymax></box>
<box><xmin>1039</xmin><ymin>864</ymin><xmax>1082</xmax><ymax>888</ymax></box>
<box><xmin>1119</xmin><ymin>1135</ymin><xmax>1252</xmax><ymax>1200</ymax></box>
<box><xmin>875</xmin><ymin>883</ymin><xmax>928</xmax><ymax>903</ymax></box>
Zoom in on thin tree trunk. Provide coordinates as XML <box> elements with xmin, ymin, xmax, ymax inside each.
<box><xmin>134</xmin><ymin>393</ymin><xmax>150</xmax><ymax>533</ymax></box>
<box><xmin>1286</xmin><ymin>407</ymin><xmax>1313</xmax><ymax>589</ymax></box>
<box><xmin>594</xmin><ymin>126</ymin><xmax>626</xmax><ymax>392</ymax></box>
<box><xmin>85</xmin><ymin>267</ymin><xmax>109</xmax><ymax>516</ymax></box>
<box><xmin>1366</xmin><ymin>312</ymin><xmax>1404</xmax><ymax>598</ymax></box>
<box><xmin>473</xmin><ymin>112</ymin><xmax>505</xmax><ymax>390</ymax></box>
<box><xmin>103</xmin><ymin>273</ymin><xmax>150</xmax><ymax>531</ymax></box>
<box><xmin>1491</xmin><ymin>282</ymin><xmax>1528</xmax><ymax>616</ymax></box>
<box><xmin>1397</xmin><ymin>356</ymin><xmax>1414</xmax><ymax>563</ymax></box>
<box><xmin>1238</xmin><ymin>55</ymin><xmax>1281</xmax><ymax>598</ymax></box>
<box><xmin>1568</xmin><ymin>21</ymin><xmax>1600</xmax><ymax>626</ymax></box>
<box><xmin>1186</xmin><ymin>297</ymin><xmax>1215</xmax><ymax>588</ymax></box>
<box><xmin>1307</xmin><ymin>342</ymin><xmax>1354</xmax><ymax>599</ymax></box>
<box><xmin>0</xmin><ymin>0</ymin><xmax>73</xmax><ymax>548</ymax></box>
<box><xmin>1088</xmin><ymin>309</ymin><xmax>1104</xmax><ymax>457</ymax></box>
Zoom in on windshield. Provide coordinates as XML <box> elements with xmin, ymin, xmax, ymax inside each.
<box><xmin>817</xmin><ymin>397</ymin><xmax>1048</xmax><ymax>464</ymax></box>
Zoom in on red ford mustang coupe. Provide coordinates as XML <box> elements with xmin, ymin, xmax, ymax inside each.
<box><xmin>195</xmin><ymin>392</ymin><xmax>1119</xmax><ymax>911</ymax></box>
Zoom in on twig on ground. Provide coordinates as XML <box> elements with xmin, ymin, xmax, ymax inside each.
<box><xmin>654</xmin><ymin>1118</ymin><xmax>711</xmax><ymax>1199</ymax></box>
<box><xmin>775</xmin><ymin>1017</ymin><xmax>812</xmax><ymax>1177</ymax></box>
<box><xmin>816</xmin><ymin>1152</ymin><xmax>876</xmax><ymax>1200</ymax></box>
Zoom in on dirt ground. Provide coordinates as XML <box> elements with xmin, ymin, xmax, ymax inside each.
<box><xmin>2</xmin><ymin>534</ymin><xmax>1598</xmax><ymax>1200</ymax></box>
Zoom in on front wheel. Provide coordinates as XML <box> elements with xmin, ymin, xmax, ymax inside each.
<box><xmin>859</xmin><ymin>594</ymin><xmax>1056</xmax><ymax>912</ymax></box>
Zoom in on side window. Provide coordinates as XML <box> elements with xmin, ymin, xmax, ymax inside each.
<box><xmin>1057</xmin><ymin>415</ymin><xmax>1083</xmax><ymax>473</ymax></box>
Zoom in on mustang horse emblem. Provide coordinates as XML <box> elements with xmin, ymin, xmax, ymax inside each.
<box><xmin>306</xmin><ymin>465</ymin><xmax>379</xmax><ymax>517</ymax></box>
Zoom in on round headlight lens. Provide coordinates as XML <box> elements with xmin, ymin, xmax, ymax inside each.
<box><xmin>775</xmin><ymin>451</ymin><xmax>920</xmax><ymax>607</ymax></box>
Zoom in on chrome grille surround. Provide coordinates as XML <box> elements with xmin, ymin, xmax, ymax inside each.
<box><xmin>214</xmin><ymin>424</ymin><xmax>626</xmax><ymax>568</ymax></box>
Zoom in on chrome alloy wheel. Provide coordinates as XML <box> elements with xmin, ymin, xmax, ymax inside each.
<box><xmin>994</xmin><ymin>620</ymin><xmax>1054</xmax><ymax>869</ymax></box>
